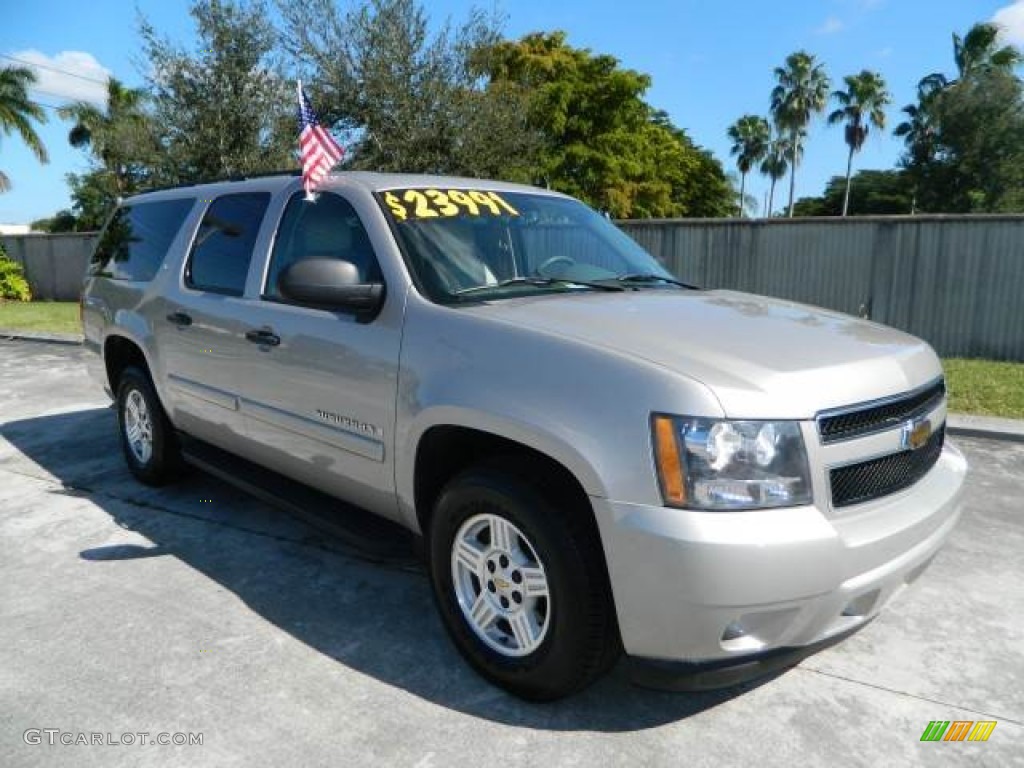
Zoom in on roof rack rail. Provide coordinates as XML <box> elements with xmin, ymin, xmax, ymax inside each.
<box><xmin>136</xmin><ymin>168</ymin><xmax>303</xmax><ymax>195</ymax></box>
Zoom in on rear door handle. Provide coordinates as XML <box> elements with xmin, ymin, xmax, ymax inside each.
<box><xmin>245</xmin><ymin>328</ymin><xmax>281</xmax><ymax>347</ymax></box>
<box><xmin>166</xmin><ymin>311</ymin><xmax>193</xmax><ymax>327</ymax></box>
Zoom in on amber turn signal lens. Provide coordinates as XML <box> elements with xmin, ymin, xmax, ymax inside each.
<box><xmin>653</xmin><ymin>415</ymin><xmax>687</xmax><ymax>506</ymax></box>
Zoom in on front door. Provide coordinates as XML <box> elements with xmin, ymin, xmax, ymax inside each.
<box><xmin>233</xmin><ymin>190</ymin><xmax>403</xmax><ymax>520</ymax></box>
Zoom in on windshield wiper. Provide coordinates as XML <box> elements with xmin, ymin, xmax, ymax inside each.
<box><xmin>454</xmin><ymin>277</ymin><xmax>624</xmax><ymax>297</ymax></box>
<box><xmin>612</xmin><ymin>273</ymin><xmax>700</xmax><ymax>290</ymax></box>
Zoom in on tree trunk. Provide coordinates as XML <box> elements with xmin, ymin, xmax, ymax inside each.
<box><xmin>842</xmin><ymin>145</ymin><xmax>855</xmax><ymax>217</ymax></box>
<box><xmin>738</xmin><ymin>171</ymin><xmax>746</xmax><ymax>218</ymax></box>
<box><xmin>767</xmin><ymin>179</ymin><xmax>776</xmax><ymax>218</ymax></box>
<box><xmin>787</xmin><ymin>130</ymin><xmax>798</xmax><ymax>217</ymax></box>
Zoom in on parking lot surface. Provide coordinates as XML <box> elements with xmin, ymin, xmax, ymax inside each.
<box><xmin>1</xmin><ymin>339</ymin><xmax>1021</xmax><ymax>767</ymax></box>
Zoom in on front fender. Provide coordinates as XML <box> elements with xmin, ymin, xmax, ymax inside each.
<box><xmin>395</xmin><ymin>405</ymin><xmax>608</xmax><ymax>532</ymax></box>
<box><xmin>392</xmin><ymin>295</ymin><xmax>724</xmax><ymax>533</ymax></box>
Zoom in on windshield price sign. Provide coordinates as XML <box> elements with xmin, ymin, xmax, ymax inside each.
<box><xmin>382</xmin><ymin>189</ymin><xmax>520</xmax><ymax>222</ymax></box>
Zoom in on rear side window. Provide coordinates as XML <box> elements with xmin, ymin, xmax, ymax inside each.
<box><xmin>186</xmin><ymin>193</ymin><xmax>270</xmax><ymax>296</ymax></box>
<box><xmin>91</xmin><ymin>199</ymin><xmax>195</xmax><ymax>281</ymax></box>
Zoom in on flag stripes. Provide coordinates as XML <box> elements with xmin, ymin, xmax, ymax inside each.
<box><xmin>297</xmin><ymin>81</ymin><xmax>344</xmax><ymax>197</ymax></box>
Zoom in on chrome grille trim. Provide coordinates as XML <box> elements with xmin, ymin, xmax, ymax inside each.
<box><xmin>816</xmin><ymin>378</ymin><xmax>946</xmax><ymax>445</ymax></box>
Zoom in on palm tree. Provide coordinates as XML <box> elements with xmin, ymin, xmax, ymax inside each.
<box><xmin>771</xmin><ymin>51</ymin><xmax>831</xmax><ymax>217</ymax></box>
<box><xmin>828</xmin><ymin>71</ymin><xmax>891</xmax><ymax>216</ymax></box>
<box><xmin>953</xmin><ymin>22</ymin><xmax>1021</xmax><ymax>79</ymax></box>
<box><xmin>58</xmin><ymin>78</ymin><xmax>150</xmax><ymax>196</ymax></box>
<box><xmin>921</xmin><ymin>22</ymin><xmax>1022</xmax><ymax>93</ymax></box>
<box><xmin>894</xmin><ymin>65</ymin><xmax>961</xmax><ymax>213</ymax></box>
<box><xmin>760</xmin><ymin>133</ymin><xmax>791</xmax><ymax>217</ymax></box>
<box><xmin>727</xmin><ymin>115</ymin><xmax>770</xmax><ymax>217</ymax></box>
<box><xmin>894</xmin><ymin>74</ymin><xmax>948</xmax><ymax>159</ymax></box>
<box><xmin>0</xmin><ymin>66</ymin><xmax>49</xmax><ymax>192</ymax></box>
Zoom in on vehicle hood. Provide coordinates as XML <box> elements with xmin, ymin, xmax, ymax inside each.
<box><xmin>467</xmin><ymin>289</ymin><xmax>942</xmax><ymax>418</ymax></box>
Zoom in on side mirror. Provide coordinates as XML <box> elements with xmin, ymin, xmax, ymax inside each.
<box><xmin>278</xmin><ymin>258</ymin><xmax>385</xmax><ymax>319</ymax></box>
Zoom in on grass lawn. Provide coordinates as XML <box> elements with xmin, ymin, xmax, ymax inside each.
<box><xmin>943</xmin><ymin>358</ymin><xmax>1024</xmax><ymax>420</ymax></box>
<box><xmin>0</xmin><ymin>301</ymin><xmax>80</xmax><ymax>335</ymax></box>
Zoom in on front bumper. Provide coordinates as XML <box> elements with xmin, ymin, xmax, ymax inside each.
<box><xmin>591</xmin><ymin>442</ymin><xmax>967</xmax><ymax>672</ymax></box>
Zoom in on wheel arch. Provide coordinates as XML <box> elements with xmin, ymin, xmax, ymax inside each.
<box><xmin>103</xmin><ymin>333</ymin><xmax>153</xmax><ymax>393</ymax></box>
<box><xmin>406</xmin><ymin>411</ymin><xmax>606</xmax><ymax>538</ymax></box>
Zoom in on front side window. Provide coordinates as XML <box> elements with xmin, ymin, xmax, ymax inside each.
<box><xmin>91</xmin><ymin>198</ymin><xmax>195</xmax><ymax>281</ymax></box>
<box><xmin>375</xmin><ymin>188</ymin><xmax>673</xmax><ymax>303</ymax></box>
<box><xmin>264</xmin><ymin>192</ymin><xmax>381</xmax><ymax>300</ymax></box>
<box><xmin>186</xmin><ymin>193</ymin><xmax>270</xmax><ymax>296</ymax></box>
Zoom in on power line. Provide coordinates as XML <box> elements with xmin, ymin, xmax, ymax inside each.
<box><xmin>30</xmin><ymin>88</ymin><xmax>105</xmax><ymax>106</ymax></box>
<box><xmin>0</xmin><ymin>53</ymin><xmax>109</xmax><ymax>85</ymax></box>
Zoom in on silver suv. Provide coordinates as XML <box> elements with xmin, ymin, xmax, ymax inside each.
<box><xmin>81</xmin><ymin>172</ymin><xmax>967</xmax><ymax>700</ymax></box>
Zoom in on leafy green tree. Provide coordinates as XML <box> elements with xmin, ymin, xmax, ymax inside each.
<box><xmin>727</xmin><ymin>115</ymin><xmax>770</xmax><ymax>217</ymax></box>
<box><xmin>141</xmin><ymin>0</ymin><xmax>294</xmax><ymax>184</ymax></box>
<box><xmin>0</xmin><ymin>66</ymin><xmax>48</xmax><ymax>192</ymax></box>
<box><xmin>828</xmin><ymin>71</ymin><xmax>890</xmax><ymax>216</ymax></box>
<box><xmin>30</xmin><ymin>210</ymin><xmax>78</xmax><ymax>232</ymax></box>
<box><xmin>930</xmin><ymin>70</ymin><xmax>1024</xmax><ymax>212</ymax></box>
<box><xmin>759</xmin><ymin>132</ymin><xmax>790</xmax><ymax>217</ymax></box>
<box><xmin>896</xmin><ymin>22</ymin><xmax>1024</xmax><ymax>213</ymax></box>
<box><xmin>66</xmin><ymin>170</ymin><xmax>120</xmax><ymax>230</ymax></box>
<box><xmin>58</xmin><ymin>78</ymin><xmax>156</xmax><ymax>198</ymax></box>
<box><xmin>641</xmin><ymin>110</ymin><xmax>734</xmax><ymax>218</ymax></box>
<box><xmin>792</xmin><ymin>170</ymin><xmax>914</xmax><ymax>216</ymax></box>
<box><xmin>770</xmin><ymin>51</ymin><xmax>830</xmax><ymax>217</ymax></box>
<box><xmin>486</xmin><ymin>32</ymin><xmax>733</xmax><ymax>217</ymax></box>
<box><xmin>279</xmin><ymin>0</ymin><xmax>537</xmax><ymax>180</ymax></box>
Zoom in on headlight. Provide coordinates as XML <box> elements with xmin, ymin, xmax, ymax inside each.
<box><xmin>651</xmin><ymin>415</ymin><xmax>812</xmax><ymax>510</ymax></box>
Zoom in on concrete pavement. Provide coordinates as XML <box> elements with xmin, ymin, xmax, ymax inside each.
<box><xmin>0</xmin><ymin>339</ymin><xmax>1021</xmax><ymax>767</ymax></box>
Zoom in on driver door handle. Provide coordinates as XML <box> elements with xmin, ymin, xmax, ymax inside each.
<box><xmin>245</xmin><ymin>328</ymin><xmax>281</xmax><ymax>347</ymax></box>
<box><xmin>166</xmin><ymin>311</ymin><xmax>192</xmax><ymax>327</ymax></box>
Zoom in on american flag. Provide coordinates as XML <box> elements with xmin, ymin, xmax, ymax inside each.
<box><xmin>297</xmin><ymin>81</ymin><xmax>344</xmax><ymax>198</ymax></box>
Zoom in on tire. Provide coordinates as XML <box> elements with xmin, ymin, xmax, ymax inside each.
<box><xmin>428</xmin><ymin>458</ymin><xmax>620</xmax><ymax>701</ymax></box>
<box><xmin>115</xmin><ymin>365</ymin><xmax>183</xmax><ymax>486</ymax></box>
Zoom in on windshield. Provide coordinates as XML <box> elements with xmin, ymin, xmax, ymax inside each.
<box><xmin>376</xmin><ymin>187</ymin><xmax>675</xmax><ymax>303</ymax></box>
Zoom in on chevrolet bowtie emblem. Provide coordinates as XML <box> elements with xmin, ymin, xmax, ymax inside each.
<box><xmin>902</xmin><ymin>417</ymin><xmax>932</xmax><ymax>451</ymax></box>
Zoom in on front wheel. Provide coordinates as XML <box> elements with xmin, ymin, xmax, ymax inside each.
<box><xmin>428</xmin><ymin>460</ymin><xmax>619</xmax><ymax>700</ymax></box>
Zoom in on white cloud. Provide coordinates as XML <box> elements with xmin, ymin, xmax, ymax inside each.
<box><xmin>8</xmin><ymin>50</ymin><xmax>110</xmax><ymax>107</ymax></box>
<box><xmin>993</xmin><ymin>1</ymin><xmax>1024</xmax><ymax>46</ymax></box>
<box><xmin>815</xmin><ymin>17</ymin><xmax>845</xmax><ymax>35</ymax></box>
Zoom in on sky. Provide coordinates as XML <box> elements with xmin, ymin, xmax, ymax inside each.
<box><xmin>3</xmin><ymin>0</ymin><xmax>1024</xmax><ymax>224</ymax></box>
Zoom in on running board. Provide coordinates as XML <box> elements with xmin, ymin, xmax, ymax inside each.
<box><xmin>179</xmin><ymin>434</ymin><xmax>418</xmax><ymax>565</ymax></box>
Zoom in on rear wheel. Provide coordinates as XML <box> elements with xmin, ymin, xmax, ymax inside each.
<box><xmin>428</xmin><ymin>459</ymin><xmax>619</xmax><ymax>700</ymax></box>
<box><xmin>115</xmin><ymin>366</ymin><xmax>183</xmax><ymax>486</ymax></box>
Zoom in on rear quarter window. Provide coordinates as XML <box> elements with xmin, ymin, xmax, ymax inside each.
<box><xmin>91</xmin><ymin>198</ymin><xmax>195</xmax><ymax>281</ymax></box>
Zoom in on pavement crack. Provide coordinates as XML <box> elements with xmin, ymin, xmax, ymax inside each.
<box><xmin>797</xmin><ymin>665</ymin><xmax>1023</xmax><ymax>726</ymax></box>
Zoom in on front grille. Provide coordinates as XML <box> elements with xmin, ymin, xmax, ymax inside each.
<box><xmin>830</xmin><ymin>425</ymin><xmax>945</xmax><ymax>508</ymax></box>
<box><xmin>817</xmin><ymin>379</ymin><xmax>946</xmax><ymax>444</ymax></box>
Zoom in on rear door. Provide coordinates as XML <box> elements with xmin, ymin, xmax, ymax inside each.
<box><xmin>157</xmin><ymin>192</ymin><xmax>271</xmax><ymax>448</ymax></box>
<box><xmin>231</xmin><ymin>189</ymin><xmax>404</xmax><ymax>520</ymax></box>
